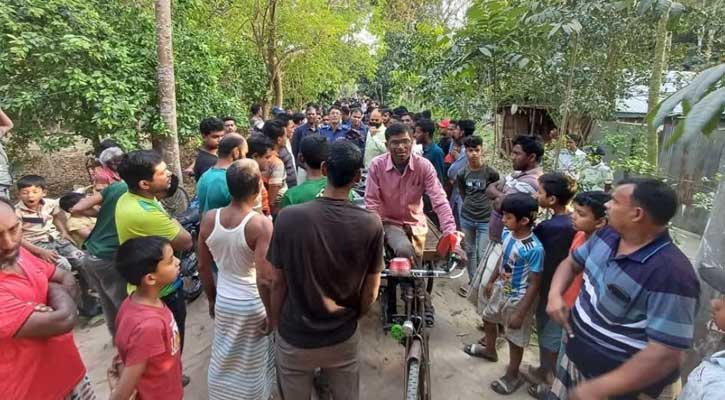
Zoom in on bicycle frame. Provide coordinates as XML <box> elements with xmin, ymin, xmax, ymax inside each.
<box><xmin>380</xmin><ymin>255</ymin><xmax>463</xmax><ymax>400</ymax></box>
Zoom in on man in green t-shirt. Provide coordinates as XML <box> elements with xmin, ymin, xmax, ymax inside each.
<box><xmin>71</xmin><ymin>181</ymin><xmax>128</xmax><ymax>336</ymax></box>
<box><xmin>281</xmin><ymin>135</ymin><xmax>329</xmax><ymax>208</ymax></box>
<box><xmin>196</xmin><ymin>134</ymin><xmax>247</xmax><ymax>215</ymax></box>
<box><xmin>115</xmin><ymin>150</ymin><xmax>193</xmax><ymax>374</ymax></box>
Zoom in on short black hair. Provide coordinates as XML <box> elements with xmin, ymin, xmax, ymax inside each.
<box><xmin>539</xmin><ymin>172</ymin><xmax>577</xmax><ymax>206</ymax></box>
<box><xmin>300</xmin><ymin>135</ymin><xmax>328</xmax><ymax>170</ymax></box>
<box><xmin>341</xmin><ymin>105</ymin><xmax>350</xmax><ymax>115</ymax></box>
<box><xmin>392</xmin><ymin>106</ymin><xmax>408</xmax><ymax>116</ymax></box>
<box><xmin>223</xmin><ymin>116</ymin><xmax>237</xmax><ymax>123</ymax></box>
<box><xmin>385</xmin><ymin>122</ymin><xmax>411</xmax><ymax>141</ymax></box>
<box><xmin>618</xmin><ymin>177</ymin><xmax>678</xmax><ymax>225</ymax></box>
<box><xmin>573</xmin><ymin>191</ymin><xmax>611</xmax><ymax>220</ymax></box>
<box><xmin>513</xmin><ymin>135</ymin><xmax>544</xmax><ymax>163</ymax></box>
<box><xmin>262</xmin><ymin>120</ymin><xmax>286</xmax><ymax>142</ymax></box>
<box><xmin>463</xmin><ymin>135</ymin><xmax>483</xmax><ymax>149</ymax></box>
<box><xmin>326</xmin><ymin>140</ymin><xmax>362</xmax><ymax>188</ymax></box>
<box><xmin>115</xmin><ymin>236</ymin><xmax>170</xmax><ymax>286</ymax></box>
<box><xmin>17</xmin><ymin>175</ymin><xmax>47</xmax><ymax>190</ymax></box>
<box><xmin>199</xmin><ymin>117</ymin><xmax>225</xmax><ymax>136</ymax></box>
<box><xmin>501</xmin><ymin>193</ymin><xmax>538</xmax><ymax>226</ymax></box>
<box><xmin>305</xmin><ymin>105</ymin><xmax>318</xmax><ymax>114</ymax></box>
<box><xmin>117</xmin><ymin>150</ymin><xmax>163</xmax><ymax>191</ymax></box>
<box><xmin>328</xmin><ymin>105</ymin><xmax>341</xmax><ymax>114</ymax></box>
<box><xmin>458</xmin><ymin>119</ymin><xmax>476</xmax><ymax>136</ymax></box>
<box><xmin>292</xmin><ymin>112</ymin><xmax>306</xmax><ymax>124</ymax></box>
<box><xmin>351</xmin><ymin>108</ymin><xmax>363</xmax><ymax>116</ymax></box>
<box><xmin>218</xmin><ymin>134</ymin><xmax>246</xmax><ymax>158</ymax></box>
<box><xmin>274</xmin><ymin>114</ymin><xmax>292</xmax><ymax>126</ymax></box>
<box><xmin>59</xmin><ymin>192</ymin><xmax>84</xmax><ymax>213</ymax></box>
<box><xmin>421</xmin><ymin>110</ymin><xmax>432</xmax><ymax>119</ymax></box>
<box><xmin>250</xmin><ymin>103</ymin><xmax>262</xmax><ymax>115</ymax></box>
<box><xmin>247</xmin><ymin>134</ymin><xmax>274</xmax><ymax>158</ymax></box>
<box><xmin>416</xmin><ymin>119</ymin><xmax>435</xmax><ymax>137</ymax></box>
<box><xmin>227</xmin><ymin>160</ymin><xmax>261</xmax><ymax>201</ymax></box>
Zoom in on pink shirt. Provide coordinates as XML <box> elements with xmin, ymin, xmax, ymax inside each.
<box><xmin>365</xmin><ymin>152</ymin><xmax>456</xmax><ymax>236</ymax></box>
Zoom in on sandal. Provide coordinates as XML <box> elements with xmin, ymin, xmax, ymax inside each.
<box><xmin>527</xmin><ymin>383</ymin><xmax>549</xmax><ymax>399</ymax></box>
<box><xmin>458</xmin><ymin>286</ymin><xmax>470</xmax><ymax>297</ymax></box>
<box><xmin>490</xmin><ymin>375</ymin><xmax>524</xmax><ymax>395</ymax></box>
<box><xmin>462</xmin><ymin>343</ymin><xmax>498</xmax><ymax>362</ymax></box>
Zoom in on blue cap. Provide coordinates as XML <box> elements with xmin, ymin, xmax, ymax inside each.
<box><xmin>272</xmin><ymin>106</ymin><xmax>285</xmax><ymax>116</ymax></box>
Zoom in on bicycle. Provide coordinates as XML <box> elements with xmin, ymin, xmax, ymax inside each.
<box><xmin>380</xmin><ymin>233</ymin><xmax>465</xmax><ymax>400</ymax></box>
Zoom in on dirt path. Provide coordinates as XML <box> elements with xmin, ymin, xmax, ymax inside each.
<box><xmin>76</xmin><ymin>273</ymin><xmax>536</xmax><ymax>400</ymax></box>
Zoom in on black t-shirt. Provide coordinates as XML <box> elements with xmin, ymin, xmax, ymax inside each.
<box><xmin>267</xmin><ymin>197</ymin><xmax>384</xmax><ymax>349</ymax></box>
<box><xmin>193</xmin><ymin>149</ymin><xmax>218</xmax><ymax>182</ymax></box>
<box><xmin>457</xmin><ymin>165</ymin><xmax>500</xmax><ymax>222</ymax></box>
<box><xmin>533</xmin><ymin>213</ymin><xmax>576</xmax><ymax>303</ymax></box>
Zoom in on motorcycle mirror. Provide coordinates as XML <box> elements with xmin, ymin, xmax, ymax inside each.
<box><xmin>436</xmin><ymin>233</ymin><xmax>458</xmax><ymax>257</ymax></box>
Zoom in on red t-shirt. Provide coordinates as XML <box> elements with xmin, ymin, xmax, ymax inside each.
<box><xmin>0</xmin><ymin>247</ymin><xmax>86</xmax><ymax>399</ymax></box>
<box><xmin>114</xmin><ymin>296</ymin><xmax>183</xmax><ymax>400</ymax></box>
<box><xmin>563</xmin><ymin>231</ymin><xmax>588</xmax><ymax>308</ymax></box>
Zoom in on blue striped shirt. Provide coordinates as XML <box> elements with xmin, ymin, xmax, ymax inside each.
<box><xmin>566</xmin><ymin>226</ymin><xmax>700</xmax><ymax>397</ymax></box>
<box><xmin>497</xmin><ymin>230</ymin><xmax>544</xmax><ymax>299</ymax></box>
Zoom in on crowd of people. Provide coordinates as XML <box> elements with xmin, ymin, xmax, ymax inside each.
<box><xmin>0</xmin><ymin>100</ymin><xmax>721</xmax><ymax>400</ymax></box>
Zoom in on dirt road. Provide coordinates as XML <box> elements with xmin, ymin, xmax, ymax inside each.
<box><xmin>76</xmin><ymin>274</ymin><xmax>536</xmax><ymax>400</ymax></box>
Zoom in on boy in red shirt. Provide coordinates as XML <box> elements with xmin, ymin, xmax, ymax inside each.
<box><xmin>111</xmin><ymin>236</ymin><xmax>183</xmax><ymax>400</ymax></box>
<box><xmin>561</xmin><ymin>191</ymin><xmax>610</xmax><ymax>308</ymax></box>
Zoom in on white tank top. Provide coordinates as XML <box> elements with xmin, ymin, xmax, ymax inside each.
<box><xmin>206</xmin><ymin>209</ymin><xmax>259</xmax><ymax>300</ymax></box>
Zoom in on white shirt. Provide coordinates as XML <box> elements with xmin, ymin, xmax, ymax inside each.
<box><xmin>364</xmin><ymin>126</ymin><xmax>387</xmax><ymax>168</ymax></box>
<box><xmin>558</xmin><ymin>148</ymin><xmax>586</xmax><ymax>178</ymax></box>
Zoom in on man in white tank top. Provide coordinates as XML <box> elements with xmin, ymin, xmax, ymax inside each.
<box><xmin>197</xmin><ymin>159</ymin><xmax>277</xmax><ymax>399</ymax></box>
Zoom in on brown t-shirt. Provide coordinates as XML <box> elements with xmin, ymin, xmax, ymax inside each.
<box><xmin>267</xmin><ymin>197</ymin><xmax>384</xmax><ymax>348</ymax></box>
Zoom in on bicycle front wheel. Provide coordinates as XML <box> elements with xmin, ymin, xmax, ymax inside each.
<box><xmin>406</xmin><ymin>359</ymin><xmax>421</xmax><ymax>400</ymax></box>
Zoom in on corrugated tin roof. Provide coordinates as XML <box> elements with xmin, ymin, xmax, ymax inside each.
<box><xmin>616</xmin><ymin>71</ymin><xmax>696</xmax><ymax>116</ymax></box>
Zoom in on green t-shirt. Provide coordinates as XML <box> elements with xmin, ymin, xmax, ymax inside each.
<box><xmin>84</xmin><ymin>181</ymin><xmax>128</xmax><ymax>260</ymax></box>
<box><xmin>196</xmin><ymin>167</ymin><xmax>231</xmax><ymax>214</ymax></box>
<box><xmin>280</xmin><ymin>177</ymin><xmax>354</xmax><ymax>208</ymax></box>
<box><xmin>115</xmin><ymin>191</ymin><xmax>181</xmax><ymax>297</ymax></box>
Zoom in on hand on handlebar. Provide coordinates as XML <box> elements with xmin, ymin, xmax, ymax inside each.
<box><xmin>452</xmin><ymin>231</ymin><xmax>467</xmax><ymax>262</ymax></box>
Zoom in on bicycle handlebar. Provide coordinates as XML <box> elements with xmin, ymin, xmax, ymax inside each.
<box><xmin>381</xmin><ymin>255</ymin><xmax>465</xmax><ymax>279</ymax></box>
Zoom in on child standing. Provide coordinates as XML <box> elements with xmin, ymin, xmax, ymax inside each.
<box><xmin>456</xmin><ymin>135</ymin><xmax>500</xmax><ymax>295</ymax></box>
<box><xmin>463</xmin><ymin>193</ymin><xmax>544</xmax><ymax>395</ymax></box>
<box><xmin>15</xmin><ymin>175</ymin><xmax>84</xmax><ymax>272</ymax></box>
<box><xmin>526</xmin><ymin>173</ymin><xmax>578</xmax><ymax>397</ymax></box>
<box><xmin>111</xmin><ymin>236</ymin><xmax>183</xmax><ymax>400</ymax></box>
<box><xmin>562</xmin><ymin>191</ymin><xmax>610</xmax><ymax>308</ymax></box>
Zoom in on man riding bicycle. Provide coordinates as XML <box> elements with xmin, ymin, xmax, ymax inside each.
<box><xmin>365</xmin><ymin>123</ymin><xmax>461</xmax><ymax>326</ymax></box>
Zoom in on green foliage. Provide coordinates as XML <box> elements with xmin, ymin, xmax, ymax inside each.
<box><xmin>599</xmin><ymin>122</ymin><xmax>658</xmax><ymax>176</ymax></box>
<box><xmin>0</xmin><ymin>0</ymin><xmax>265</xmax><ymax>152</ymax></box>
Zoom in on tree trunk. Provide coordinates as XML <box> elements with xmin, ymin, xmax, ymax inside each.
<box><xmin>552</xmin><ymin>32</ymin><xmax>579</xmax><ymax>171</ymax></box>
<box><xmin>154</xmin><ymin>0</ymin><xmax>183</xmax><ymax>185</ymax></box>
<box><xmin>646</xmin><ymin>6</ymin><xmax>670</xmax><ymax>170</ymax></box>
<box><xmin>273</xmin><ymin>62</ymin><xmax>283</xmax><ymax>106</ymax></box>
<box><xmin>686</xmin><ymin>154</ymin><xmax>725</xmax><ymax>375</ymax></box>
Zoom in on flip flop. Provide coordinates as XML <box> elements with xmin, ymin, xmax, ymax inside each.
<box><xmin>491</xmin><ymin>375</ymin><xmax>524</xmax><ymax>395</ymax></box>
<box><xmin>458</xmin><ymin>286</ymin><xmax>470</xmax><ymax>297</ymax></box>
<box><xmin>527</xmin><ymin>383</ymin><xmax>549</xmax><ymax>399</ymax></box>
<box><xmin>462</xmin><ymin>343</ymin><xmax>498</xmax><ymax>362</ymax></box>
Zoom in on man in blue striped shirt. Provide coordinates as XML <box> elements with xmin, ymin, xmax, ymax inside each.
<box><xmin>546</xmin><ymin>178</ymin><xmax>700</xmax><ymax>400</ymax></box>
